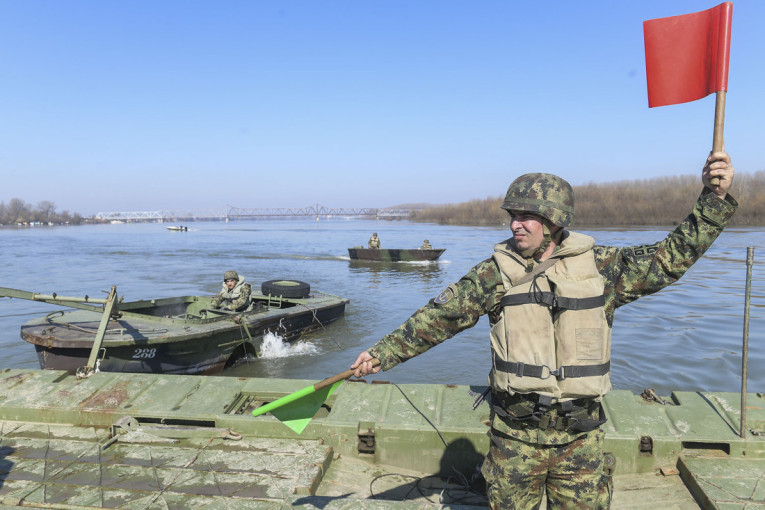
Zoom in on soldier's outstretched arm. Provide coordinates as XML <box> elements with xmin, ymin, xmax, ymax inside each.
<box><xmin>597</xmin><ymin>152</ymin><xmax>738</xmax><ymax>311</ymax></box>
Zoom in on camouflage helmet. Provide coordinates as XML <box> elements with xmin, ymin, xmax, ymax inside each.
<box><xmin>223</xmin><ymin>270</ymin><xmax>239</xmax><ymax>281</ymax></box>
<box><xmin>500</xmin><ymin>172</ymin><xmax>574</xmax><ymax>227</ymax></box>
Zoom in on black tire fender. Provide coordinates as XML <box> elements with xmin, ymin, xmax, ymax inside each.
<box><xmin>261</xmin><ymin>279</ymin><xmax>311</xmax><ymax>299</ymax></box>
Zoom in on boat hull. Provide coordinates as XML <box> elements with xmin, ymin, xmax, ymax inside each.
<box><xmin>21</xmin><ymin>292</ymin><xmax>348</xmax><ymax>375</ymax></box>
<box><xmin>347</xmin><ymin>248</ymin><xmax>445</xmax><ymax>261</ymax></box>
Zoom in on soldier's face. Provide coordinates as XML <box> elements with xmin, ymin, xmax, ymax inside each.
<box><xmin>509</xmin><ymin>212</ymin><xmax>545</xmax><ymax>252</ymax></box>
<box><xmin>225</xmin><ymin>278</ymin><xmax>237</xmax><ymax>290</ymax></box>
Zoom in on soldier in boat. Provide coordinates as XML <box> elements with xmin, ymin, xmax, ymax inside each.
<box><xmin>211</xmin><ymin>270</ymin><xmax>252</xmax><ymax>312</ymax></box>
<box><xmin>368</xmin><ymin>233</ymin><xmax>381</xmax><ymax>249</ymax></box>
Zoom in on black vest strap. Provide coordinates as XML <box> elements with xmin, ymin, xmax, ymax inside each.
<box><xmin>500</xmin><ymin>292</ymin><xmax>605</xmax><ymax>310</ymax></box>
<box><xmin>493</xmin><ymin>357</ymin><xmax>610</xmax><ymax>381</ymax></box>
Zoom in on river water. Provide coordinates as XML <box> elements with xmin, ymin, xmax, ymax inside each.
<box><xmin>1</xmin><ymin>219</ymin><xmax>762</xmax><ymax>396</ymax></box>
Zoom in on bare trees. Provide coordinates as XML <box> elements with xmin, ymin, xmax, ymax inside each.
<box><xmin>410</xmin><ymin>172</ymin><xmax>763</xmax><ymax>227</ymax></box>
<box><xmin>0</xmin><ymin>199</ymin><xmax>83</xmax><ymax>225</ymax></box>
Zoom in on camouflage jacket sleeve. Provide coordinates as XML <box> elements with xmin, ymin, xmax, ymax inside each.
<box><xmin>368</xmin><ymin>259</ymin><xmax>505</xmax><ymax>370</ymax></box>
<box><xmin>594</xmin><ymin>188</ymin><xmax>737</xmax><ymax>326</ymax></box>
<box><xmin>210</xmin><ymin>291</ymin><xmax>224</xmax><ymax>309</ymax></box>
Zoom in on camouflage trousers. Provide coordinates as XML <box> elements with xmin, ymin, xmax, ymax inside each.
<box><xmin>481</xmin><ymin>428</ymin><xmax>613</xmax><ymax>509</ymax></box>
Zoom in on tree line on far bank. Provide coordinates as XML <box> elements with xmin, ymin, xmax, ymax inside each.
<box><xmin>0</xmin><ymin>198</ymin><xmax>84</xmax><ymax>226</ymax></box>
<box><xmin>411</xmin><ymin>170</ymin><xmax>764</xmax><ymax>227</ymax></box>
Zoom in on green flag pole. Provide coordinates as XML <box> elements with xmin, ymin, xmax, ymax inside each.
<box><xmin>252</xmin><ymin>358</ymin><xmax>380</xmax><ymax>434</ymax></box>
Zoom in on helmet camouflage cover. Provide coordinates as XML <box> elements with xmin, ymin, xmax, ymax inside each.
<box><xmin>500</xmin><ymin>172</ymin><xmax>574</xmax><ymax>227</ymax></box>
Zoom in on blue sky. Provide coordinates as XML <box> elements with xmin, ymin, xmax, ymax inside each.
<box><xmin>1</xmin><ymin>1</ymin><xmax>763</xmax><ymax>215</ymax></box>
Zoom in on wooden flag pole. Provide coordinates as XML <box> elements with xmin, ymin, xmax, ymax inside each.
<box><xmin>711</xmin><ymin>90</ymin><xmax>726</xmax><ymax>186</ymax></box>
<box><xmin>314</xmin><ymin>358</ymin><xmax>381</xmax><ymax>392</ymax></box>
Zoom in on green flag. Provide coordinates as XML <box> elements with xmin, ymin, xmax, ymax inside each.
<box><xmin>252</xmin><ymin>359</ymin><xmax>379</xmax><ymax>434</ymax></box>
<box><xmin>266</xmin><ymin>381</ymin><xmax>342</xmax><ymax>434</ymax></box>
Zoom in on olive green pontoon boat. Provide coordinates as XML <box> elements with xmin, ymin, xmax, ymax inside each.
<box><xmin>348</xmin><ymin>247</ymin><xmax>445</xmax><ymax>262</ymax></box>
<box><xmin>0</xmin><ymin>280</ymin><xmax>348</xmax><ymax>376</ymax></box>
<box><xmin>0</xmin><ymin>369</ymin><xmax>761</xmax><ymax>508</ymax></box>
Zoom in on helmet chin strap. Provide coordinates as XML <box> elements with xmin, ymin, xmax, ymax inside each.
<box><xmin>532</xmin><ymin>222</ymin><xmax>562</xmax><ymax>259</ymax></box>
<box><xmin>517</xmin><ymin>228</ymin><xmax>549</xmax><ymax>259</ymax></box>
<box><xmin>511</xmin><ymin>212</ymin><xmax>564</xmax><ymax>259</ymax></box>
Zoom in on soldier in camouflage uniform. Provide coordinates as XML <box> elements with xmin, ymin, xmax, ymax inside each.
<box><xmin>352</xmin><ymin>152</ymin><xmax>736</xmax><ymax>509</ymax></box>
<box><xmin>211</xmin><ymin>270</ymin><xmax>252</xmax><ymax>312</ymax></box>
<box><xmin>420</xmin><ymin>239</ymin><xmax>433</xmax><ymax>250</ymax></box>
<box><xmin>368</xmin><ymin>233</ymin><xmax>381</xmax><ymax>249</ymax></box>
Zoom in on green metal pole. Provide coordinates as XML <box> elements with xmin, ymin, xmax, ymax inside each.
<box><xmin>83</xmin><ymin>286</ymin><xmax>119</xmax><ymax>374</ymax></box>
<box><xmin>740</xmin><ymin>247</ymin><xmax>754</xmax><ymax>439</ymax></box>
<box><xmin>34</xmin><ymin>293</ymin><xmax>110</xmax><ymax>304</ymax></box>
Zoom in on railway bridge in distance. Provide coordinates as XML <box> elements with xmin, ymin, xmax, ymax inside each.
<box><xmin>226</xmin><ymin>204</ymin><xmax>415</xmax><ymax>219</ymax></box>
<box><xmin>94</xmin><ymin>204</ymin><xmax>417</xmax><ymax>222</ymax></box>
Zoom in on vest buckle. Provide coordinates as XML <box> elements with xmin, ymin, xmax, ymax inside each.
<box><xmin>540</xmin><ymin>365</ymin><xmax>565</xmax><ymax>380</ymax></box>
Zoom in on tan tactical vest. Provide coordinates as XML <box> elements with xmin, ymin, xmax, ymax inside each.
<box><xmin>489</xmin><ymin>231</ymin><xmax>612</xmax><ymax>401</ymax></box>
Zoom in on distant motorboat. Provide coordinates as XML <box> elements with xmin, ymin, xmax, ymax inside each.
<box><xmin>166</xmin><ymin>226</ymin><xmax>188</xmax><ymax>232</ymax></box>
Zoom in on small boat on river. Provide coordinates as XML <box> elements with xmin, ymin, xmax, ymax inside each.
<box><xmin>0</xmin><ymin>280</ymin><xmax>348</xmax><ymax>376</ymax></box>
<box><xmin>166</xmin><ymin>225</ymin><xmax>188</xmax><ymax>231</ymax></box>
<box><xmin>348</xmin><ymin>247</ymin><xmax>445</xmax><ymax>262</ymax></box>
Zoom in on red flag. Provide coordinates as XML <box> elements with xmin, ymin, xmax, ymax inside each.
<box><xmin>644</xmin><ymin>2</ymin><xmax>732</xmax><ymax>108</ymax></box>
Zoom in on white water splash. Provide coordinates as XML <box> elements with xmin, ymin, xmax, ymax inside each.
<box><xmin>258</xmin><ymin>331</ymin><xmax>319</xmax><ymax>359</ymax></box>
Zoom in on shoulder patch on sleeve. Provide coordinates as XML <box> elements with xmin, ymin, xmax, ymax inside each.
<box><xmin>434</xmin><ymin>283</ymin><xmax>458</xmax><ymax>305</ymax></box>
